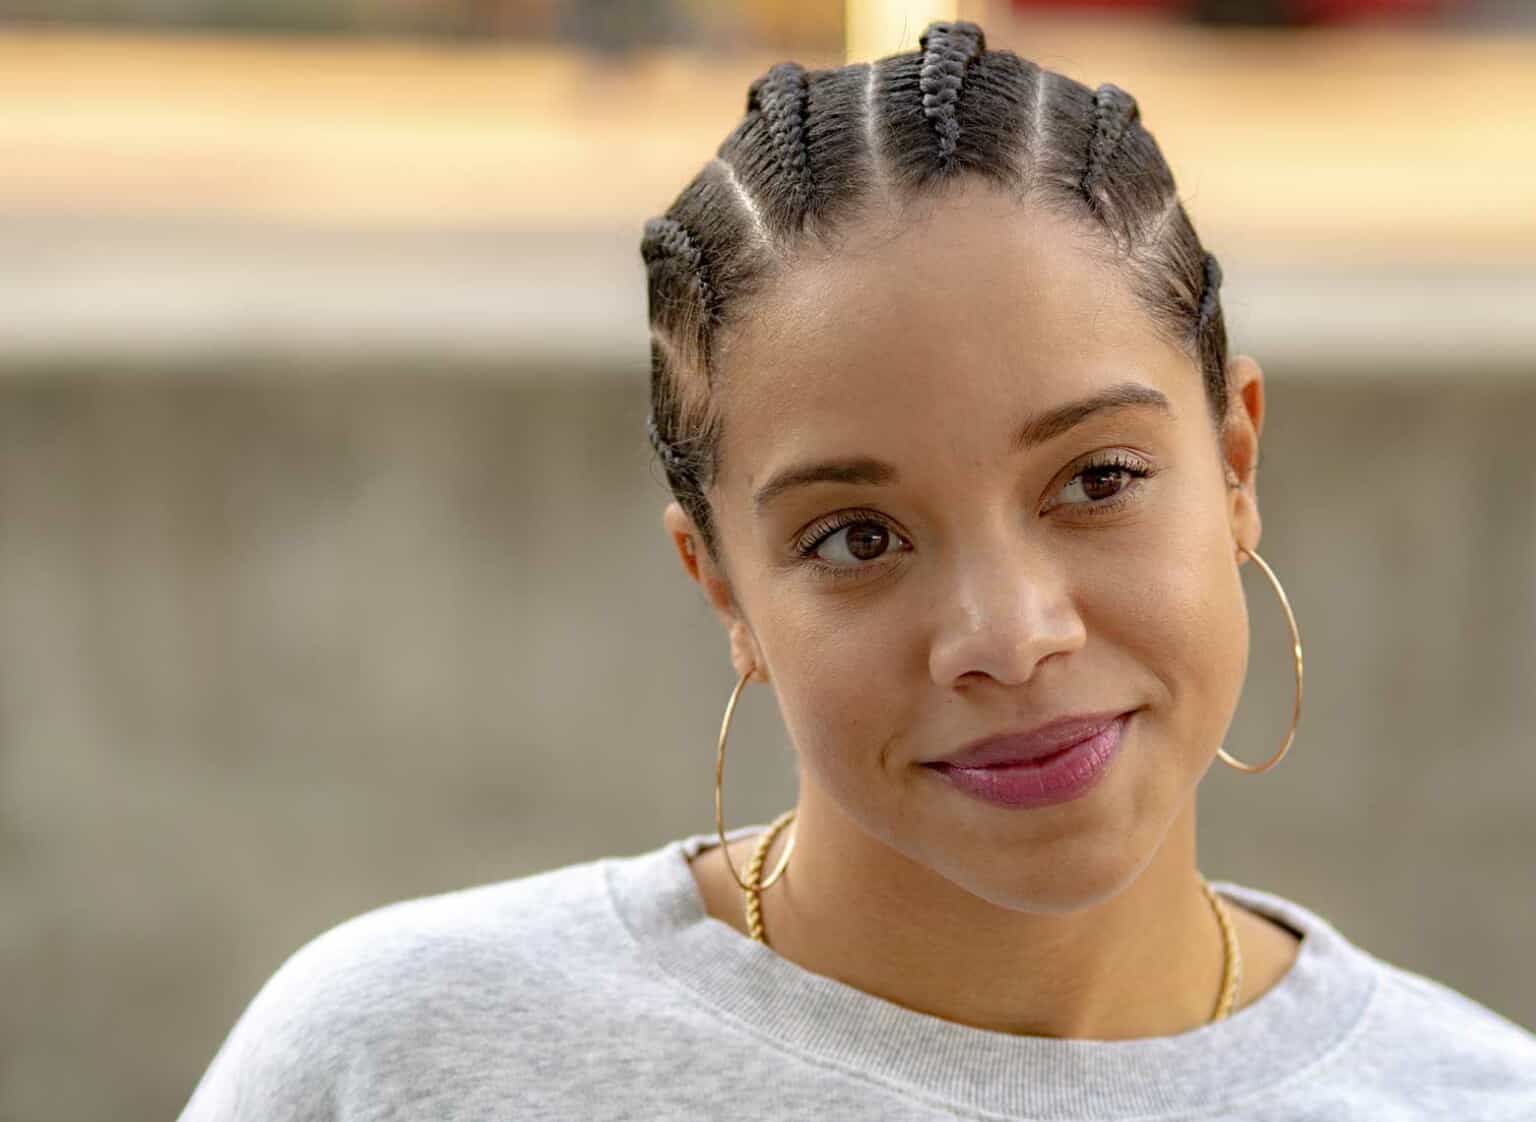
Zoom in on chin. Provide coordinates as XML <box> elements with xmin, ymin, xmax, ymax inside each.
<box><xmin>949</xmin><ymin>846</ymin><xmax>1151</xmax><ymax>915</ymax></box>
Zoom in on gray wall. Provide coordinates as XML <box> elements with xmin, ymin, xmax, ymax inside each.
<box><xmin>1</xmin><ymin>367</ymin><xmax>1533</xmax><ymax>1122</ymax></box>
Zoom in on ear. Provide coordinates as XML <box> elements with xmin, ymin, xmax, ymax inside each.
<box><xmin>662</xmin><ymin>501</ymin><xmax>770</xmax><ymax>683</ymax></box>
<box><xmin>1221</xmin><ymin>354</ymin><xmax>1265</xmax><ymax>565</ymax></box>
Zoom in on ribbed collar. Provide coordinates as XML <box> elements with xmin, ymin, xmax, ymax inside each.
<box><xmin>605</xmin><ymin>824</ymin><xmax>1379</xmax><ymax>1121</ymax></box>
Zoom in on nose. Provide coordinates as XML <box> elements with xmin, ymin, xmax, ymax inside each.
<box><xmin>927</xmin><ymin>541</ymin><xmax>1087</xmax><ymax>689</ymax></box>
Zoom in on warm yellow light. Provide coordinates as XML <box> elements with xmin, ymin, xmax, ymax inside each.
<box><xmin>845</xmin><ymin>0</ymin><xmax>959</xmax><ymax>64</ymax></box>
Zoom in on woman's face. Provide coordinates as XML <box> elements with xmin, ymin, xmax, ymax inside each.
<box><xmin>665</xmin><ymin>177</ymin><xmax>1265</xmax><ymax>912</ymax></box>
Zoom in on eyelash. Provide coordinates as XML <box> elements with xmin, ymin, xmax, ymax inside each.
<box><xmin>793</xmin><ymin>451</ymin><xmax>1158</xmax><ymax>581</ymax></box>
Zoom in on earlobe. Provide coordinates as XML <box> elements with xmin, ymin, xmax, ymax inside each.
<box><xmin>729</xmin><ymin>620</ymin><xmax>768</xmax><ymax>684</ymax></box>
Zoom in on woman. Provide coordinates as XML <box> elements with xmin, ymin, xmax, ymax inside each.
<box><xmin>180</xmin><ymin>21</ymin><xmax>1536</xmax><ymax>1120</ymax></box>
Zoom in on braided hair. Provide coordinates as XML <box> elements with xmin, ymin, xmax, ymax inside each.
<box><xmin>642</xmin><ymin>19</ymin><xmax>1229</xmax><ymax>566</ymax></box>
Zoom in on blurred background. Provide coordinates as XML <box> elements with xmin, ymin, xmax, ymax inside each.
<box><xmin>1</xmin><ymin>0</ymin><xmax>1533</xmax><ymax>1118</ymax></box>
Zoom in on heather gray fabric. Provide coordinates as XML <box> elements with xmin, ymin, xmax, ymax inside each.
<box><xmin>178</xmin><ymin>824</ymin><xmax>1536</xmax><ymax>1121</ymax></box>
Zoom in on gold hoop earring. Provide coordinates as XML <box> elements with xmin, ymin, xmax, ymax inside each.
<box><xmin>1219</xmin><ymin>545</ymin><xmax>1303</xmax><ymax>774</ymax></box>
<box><xmin>715</xmin><ymin>666</ymin><xmax>795</xmax><ymax>892</ymax></box>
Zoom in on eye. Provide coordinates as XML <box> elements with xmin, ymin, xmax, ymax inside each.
<box><xmin>1054</xmin><ymin>451</ymin><xmax>1157</xmax><ymax>516</ymax></box>
<box><xmin>795</xmin><ymin>511</ymin><xmax>910</xmax><ymax>580</ymax></box>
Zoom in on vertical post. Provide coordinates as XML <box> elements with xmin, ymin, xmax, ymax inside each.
<box><xmin>845</xmin><ymin>0</ymin><xmax>960</xmax><ymax>64</ymax></box>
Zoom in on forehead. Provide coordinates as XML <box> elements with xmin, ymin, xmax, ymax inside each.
<box><xmin>712</xmin><ymin>180</ymin><xmax>1196</xmax><ymax>492</ymax></box>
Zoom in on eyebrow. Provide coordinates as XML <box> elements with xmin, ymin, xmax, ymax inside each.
<box><xmin>750</xmin><ymin>381</ymin><xmax>1174</xmax><ymax>514</ymax></box>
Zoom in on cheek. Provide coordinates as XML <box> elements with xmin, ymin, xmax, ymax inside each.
<box><xmin>762</xmin><ymin>600</ymin><xmax>910</xmax><ymax>788</ymax></box>
<box><xmin>1094</xmin><ymin>524</ymin><xmax>1249</xmax><ymax>759</ymax></box>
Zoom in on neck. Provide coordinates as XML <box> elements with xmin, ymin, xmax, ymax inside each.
<box><xmin>749</xmin><ymin>777</ymin><xmax>1224</xmax><ymax>1041</ymax></box>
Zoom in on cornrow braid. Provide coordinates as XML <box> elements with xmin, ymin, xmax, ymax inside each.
<box><xmin>918</xmin><ymin>20</ymin><xmax>987</xmax><ymax>171</ymax></box>
<box><xmin>640</xmin><ymin>18</ymin><xmax>1231</xmax><ymax>565</ymax></box>
<box><xmin>1081</xmin><ymin>82</ymin><xmax>1140</xmax><ymax>220</ymax></box>
<box><xmin>645</xmin><ymin>409</ymin><xmax>686</xmax><ymax>476</ymax></box>
<box><xmin>1198</xmin><ymin>251</ymin><xmax>1224</xmax><ymax>336</ymax></box>
<box><xmin>1197</xmin><ymin>250</ymin><xmax>1228</xmax><ymax>424</ymax></box>
<box><xmin>746</xmin><ymin>62</ymin><xmax>813</xmax><ymax>217</ymax></box>
<box><xmin>640</xmin><ymin>214</ymin><xmax>721</xmax><ymax>494</ymax></box>
<box><xmin>640</xmin><ymin>215</ymin><xmax>719</xmax><ymax>330</ymax></box>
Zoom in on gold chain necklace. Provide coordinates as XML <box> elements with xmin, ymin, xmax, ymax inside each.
<box><xmin>741</xmin><ymin>808</ymin><xmax>1244</xmax><ymax>1023</ymax></box>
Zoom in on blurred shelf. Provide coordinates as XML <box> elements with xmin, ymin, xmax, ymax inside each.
<box><xmin>2</xmin><ymin>215</ymin><xmax>1532</xmax><ymax>377</ymax></box>
<box><xmin>1</xmin><ymin>24</ymin><xmax>1533</xmax><ymax>261</ymax></box>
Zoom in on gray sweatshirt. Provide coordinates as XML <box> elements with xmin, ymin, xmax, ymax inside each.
<box><xmin>178</xmin><ymin>824</ymin><xmax>1536</xmax><ymax>1120</ymax></box>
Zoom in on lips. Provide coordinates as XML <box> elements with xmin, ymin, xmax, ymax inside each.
<box><xmin>924</xmin><ymin>710</ymin><xmax>1135</xmax><ymax>769</ymax></box>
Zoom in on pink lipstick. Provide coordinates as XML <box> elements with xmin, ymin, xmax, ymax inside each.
<box><xmin>921</xmin><ymin>711</ymin><xmax>1133</xmax><ymax>809</ymax></box>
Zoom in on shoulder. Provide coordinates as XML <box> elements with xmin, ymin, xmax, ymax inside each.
<box><xmin>1218</xmin><ymin>881</ymin><xmax>1536</xmax><ymax>1117</ymax></box>
<box><xmin>1370</xmin><ymin>953</ymin><xmax>1536</xmax><ymax>1061</ymax></box>
<box><xmin>177</xmin><ymin>854</ymin><xmax>622</xmax><ymax>1121</ymax></box>
<box><xmin>1346</xmin><ymin>950</ymin><xmax>1536</xmax><ymax>1114</ymax></box>
<box><xmin>263</xmin><ymin>853</ymin><xmax>618</xmax><ymax>1015</ymax></box>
